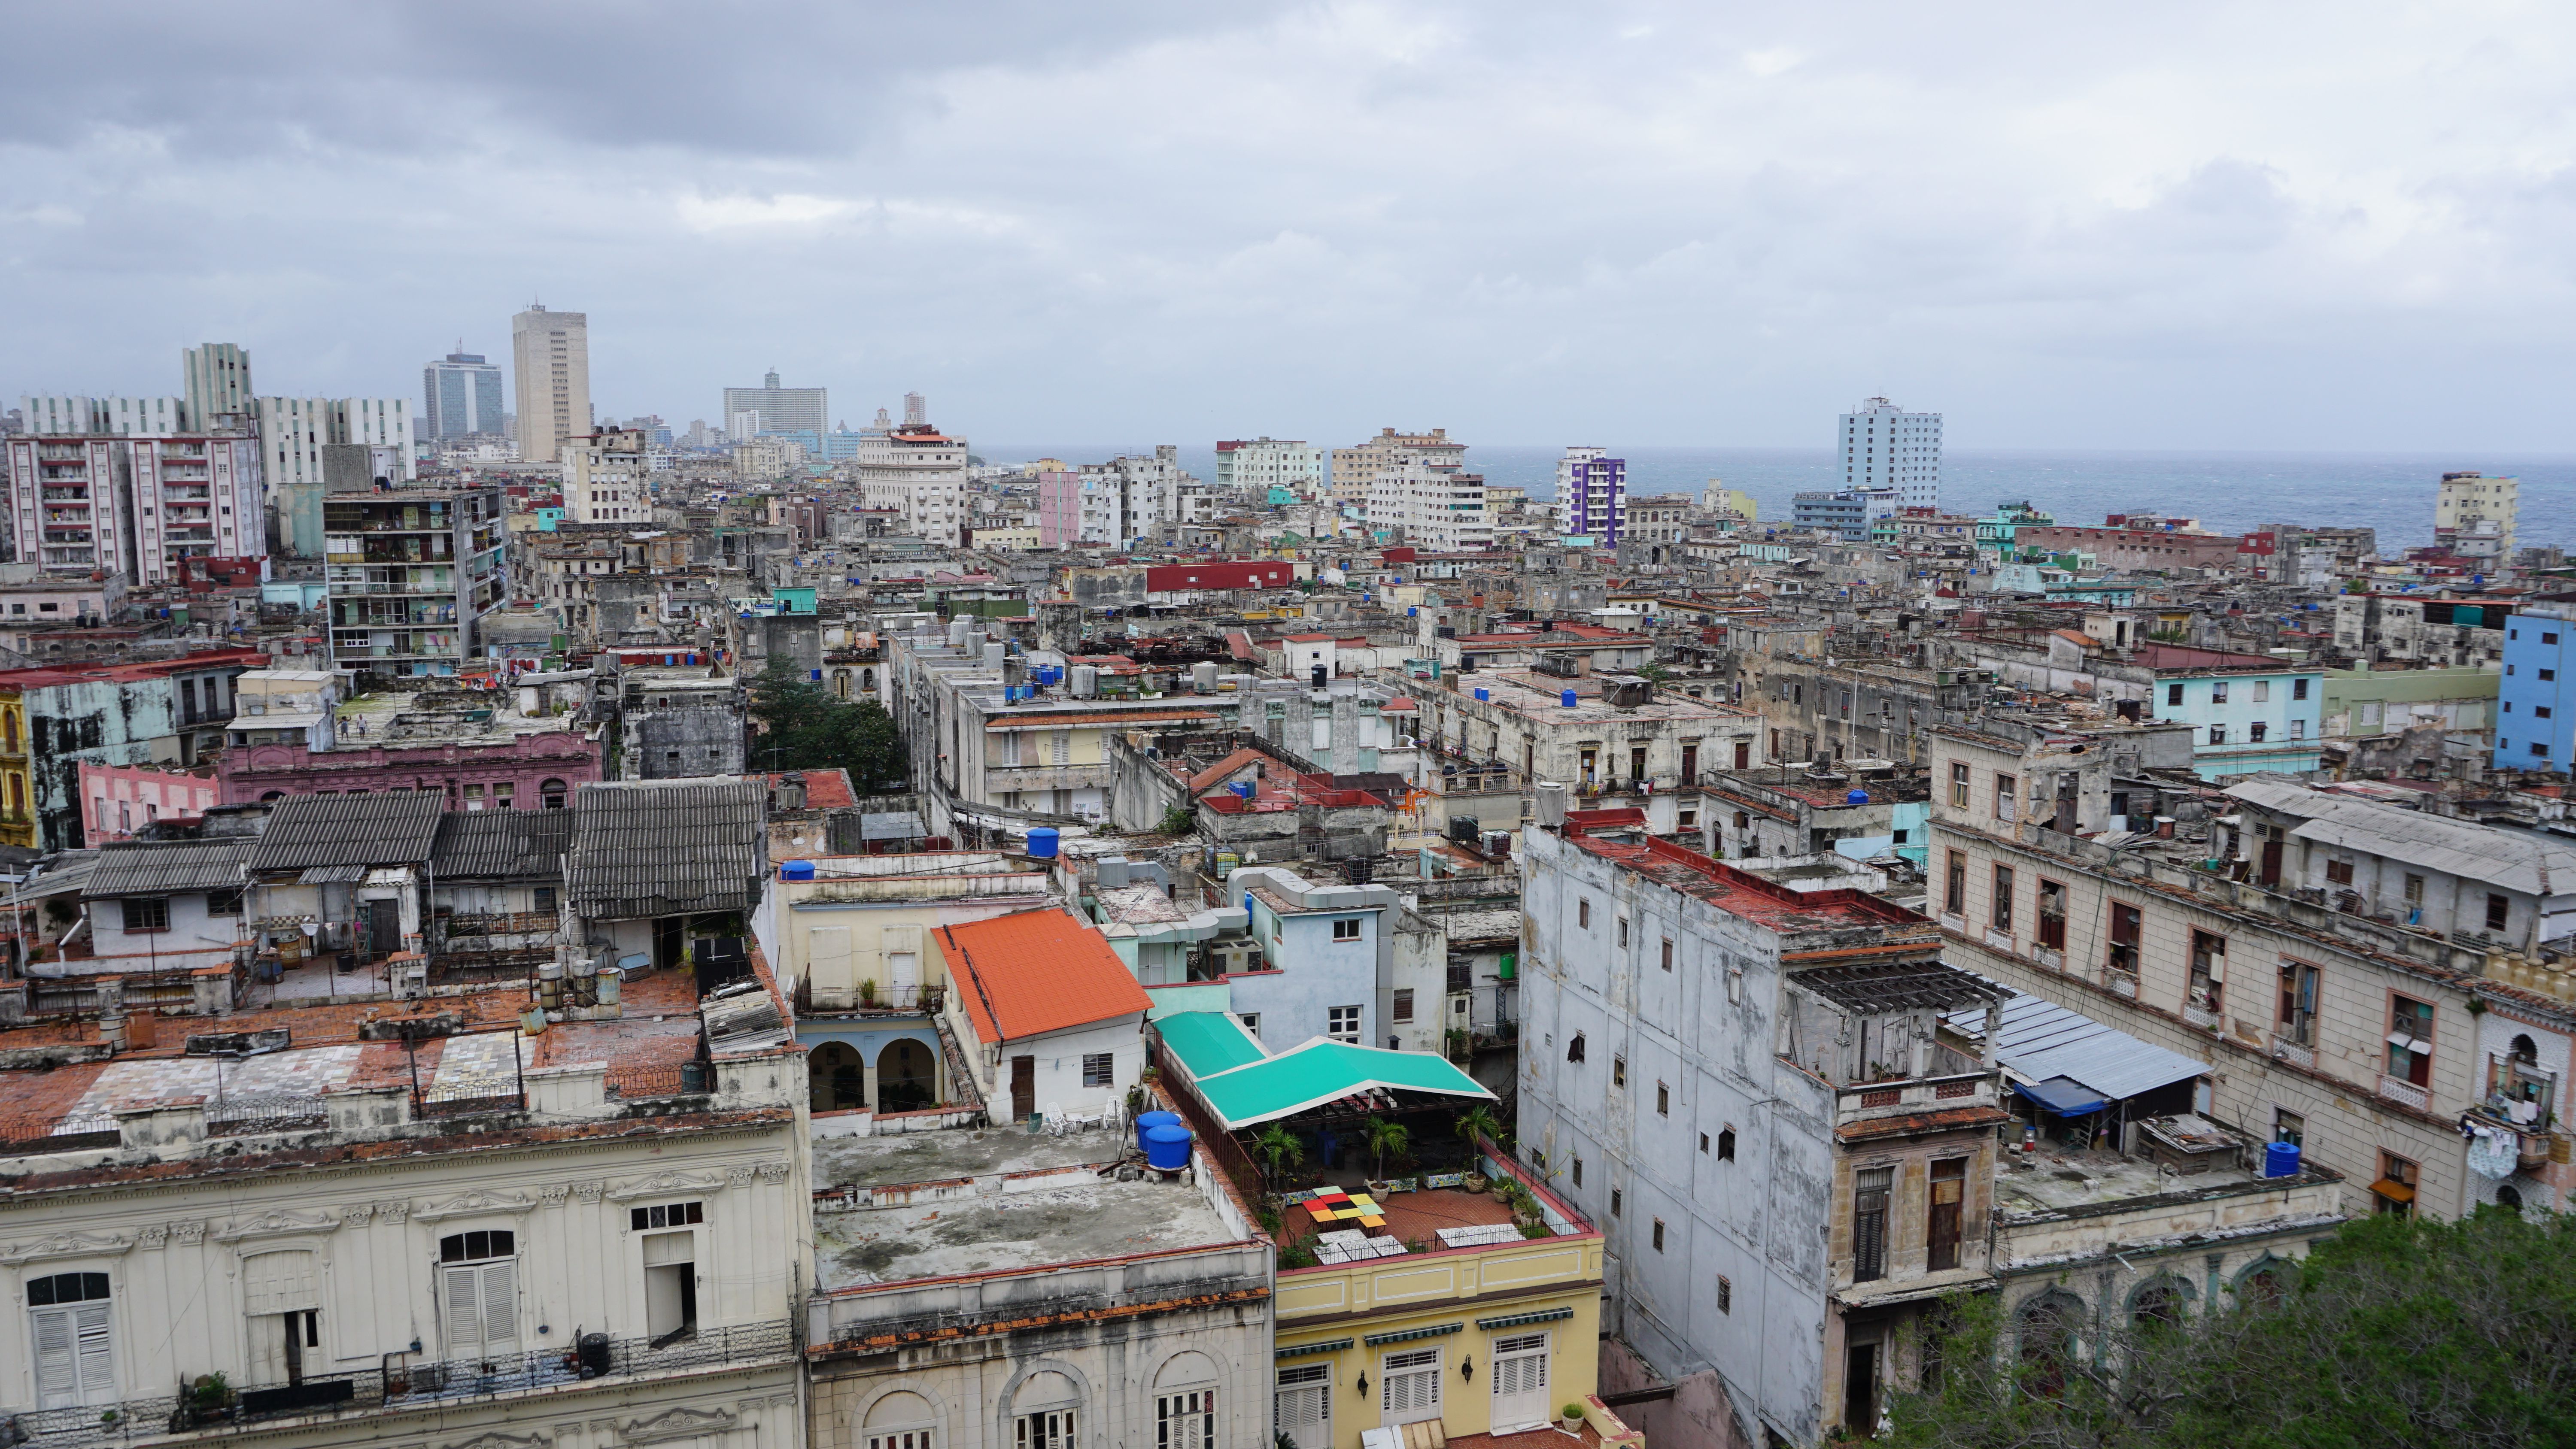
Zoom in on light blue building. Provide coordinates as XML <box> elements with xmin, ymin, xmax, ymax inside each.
<box><xmin>2494</xmin><ymin>603</ymin><xmax>2576</xmax><ymax>771</ymax></box>
<box><xmin>2151</xmin><ymin>663</ymin><xmax>2326</xmax><ymax>779</ymax></box>
<box><xmin>1226</xmin><ymin>865</ymin><xmax>1395</xmax><ymax>1052</ymax></box>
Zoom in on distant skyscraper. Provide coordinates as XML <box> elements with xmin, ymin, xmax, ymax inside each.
<box><xmin>511</xmin><ymin>304</ymin><xmax>590</xmax><ymax>464</ymax></box>
<box><xmin>1838</xmin><ymin>396</ymin><xmax>1941</xmax><ymax>511</ymax></box>
<box><xmin>903</xmin><ymin>392</ymin><xmax>927</xmax><ymax>426</ymax></box>
<box><xmin>422</xmin><ymin>345</ymin><xmax>506</xmax><ymax>439</ymax></box>
<box><xmin>720</xmin><ymin>370</ymin><xmax>827</xmax><ymax>443</ymax></box>
<box><xmin>1556</xmin><ymin>446</ymin><xmax>1626</xmax><ymax>545</ymax></box>
<box><xmin>181</xmin><ymin>343</ymin><xmax>252</xmax><ymax>427</ymax></box>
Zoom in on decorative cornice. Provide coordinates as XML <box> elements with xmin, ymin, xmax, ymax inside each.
<box><xmin>618</xmin><ymin>1407</ymin><xmax>735</xmax><ymax>1445</ymax></box>
<box><xmin>214</xmin><ymin>1210</ymin><xmax>342</xmax><ymax>1244</ymax></box>
<box><xmin>443</xmin><ymin>1433</ymin><xmax>549</xmax><ymax>1449</ymax></box>
<box><xmin>0</xmin><ymin>1232</ymin><xmax>134</xmax><ymax>1265</ymax></box>
<box><xmin>412</xmin><ymin>1189</ymin><xmax>536</xmax><ymax>1223</ymax></box>
<box><xmin>605</xmin><ymin>1172</ymin><xmax>726</xmax><ymax>1203</ymax></box>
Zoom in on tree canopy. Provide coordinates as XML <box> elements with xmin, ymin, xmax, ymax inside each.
<box><xmin>1888</xmin><ymin>1207</ymin><xmax>2576</xmax><ymax>1449</ymax></box>
<box><xmin>744</xmin><ymin>661</ymin><xmax>908</xmax><ymax>792</ymax></box>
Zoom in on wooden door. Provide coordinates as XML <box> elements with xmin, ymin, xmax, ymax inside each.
<box><xmin>2260</xmin><ymin>837</ymin><xmax>2284</xmax><ymax>886</ymax></box>
<box><xmin>1011</xmin><ymin>1055</ymin><xmax>1036</xmax><ymax>1120</ymax></box>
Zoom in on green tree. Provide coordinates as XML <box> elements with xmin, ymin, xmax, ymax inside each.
<box><xmin>1363</xmin><ymin>1115</ymin><xmax>1411</xmax><ymax>1180</ymax></box>
<box><xmin>1453</xmin><ymin>1103</ymin><xmax>1508</xmax><ymax>1150</ymax></box>
<box><xmin>1252</xmin><ymin>1124</ymin><xmax>1306</xmax><ymax>1192</ymax></box>
<box><xmin>1887</xmin><ymin>1208</ymin><xmax>2576</xmax><ymax>1449</ymax></box>
<box><xmin>745</xmin><ymin>662</ymin><xmax>908</xmax><ymax>791</ymax></box>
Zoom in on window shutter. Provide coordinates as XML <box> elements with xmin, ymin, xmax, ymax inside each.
<box><xmin>444</xmin><ymin>1265</ymin><xmax>484</xmax><ymax>1357</ymax></box>
<box><xmin>243</xmin><ymin>1250</ymin><xmax>319</xmax><ymax>1316</ymax></box>
<box><xmin>32</xmin><ymin>1308</ymin><xmax>76</xmax><ymax>1407</ymax></box>
<box><xmin>73</xmin><ymin>1306</ymin><xmax>113</xmax><ymax>1400</ymax></box>
<box><xmin>477</xmin><ymin>1260</ymin><xmax>518</xmax><ymax>1356</ymax></box>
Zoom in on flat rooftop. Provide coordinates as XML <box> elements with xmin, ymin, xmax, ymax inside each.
<box><xmin>331</xmin><ymin>689</ymin><xmax>591</xmax><ymax>748</ymax></box>
<box><xmin>1566</xmin><ymin>830</ymin><xmax>1933</xmax><ymax>938</ymax></box>
<box><xmin>815</xmin><ymin>1178</ymin><xmax>1233</xmax><ymax>1287</ymax></box>
<box><xmin>1993</xmin><ymin>1142</ymin><xmax>2309</xmax><ymax>1216</ymax></box>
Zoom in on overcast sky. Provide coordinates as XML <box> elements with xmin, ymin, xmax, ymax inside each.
<box><xmin>7</xmin><ymin>2</ymin><xmax>2573</xmax><ymax>452</ymax></box>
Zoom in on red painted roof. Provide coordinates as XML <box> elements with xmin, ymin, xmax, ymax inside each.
<box><xmin>766</xmin><ymin>768</ymin><xmax>857</xmax><ymax>808</ymax></box>
<box><xmin>0</xmin><ymin>648</ymin><xmax>265</xmax><ymax>689</ymax></box>
<box><xmin>935</xmin><ymin>909</ymin><xmax>1151</xmax><ymax>1043</ymax></box>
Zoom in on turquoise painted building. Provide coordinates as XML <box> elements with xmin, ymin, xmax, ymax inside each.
<box><xmin>2153</xmin><ymin>666</ymin><xmax>2326</xmax><ymax>779</ymax></box>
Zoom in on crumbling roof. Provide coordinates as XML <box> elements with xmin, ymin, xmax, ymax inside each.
<box><xmin>567</xmin><ymin>779</ymin><xmax>766</xmax><ymax>918</ymax></box>
<box><xmin>430</xmin><ymin>809</ymin><xmax>577</xmax><ymax>881</ymax></box>
<box><xmin>1790</xmin><ymin>958</ymin><xmax>2012</xmax><ymax>1014</ymax></box>
<box><xmin>243</xmin><ymin>792</ymin><xmax>445</xmax><ymax>874</ymax></box>
<box><xmin>84</xmin><ymin>839</ymin><xmax>246</xmax><ymax>897</ymax></box>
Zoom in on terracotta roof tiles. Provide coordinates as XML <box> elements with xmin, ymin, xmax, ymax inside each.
<box><xmin>935</xmin><ymin>909</ymin><xmax>1150</xmax><ymax>1045</ymax></box>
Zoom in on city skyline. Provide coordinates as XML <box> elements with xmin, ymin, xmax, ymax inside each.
<box><xmin>5</xmin><ymin>3</ymin><xmax>2575</xmax><ymax>452</ymax></box>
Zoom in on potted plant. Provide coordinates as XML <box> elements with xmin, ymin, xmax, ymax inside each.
<box><xmin>858</xmin><ymin>977</ymin><xmax>878</xmax><ymax>1007</ymax></box>
<box><xmin>1363</xmin><ymin>1115</ymin><xmax>1411</xmax><ymax>1182</ymax></box>
<box><xmin>1561</xmin><ymin>1402</ymin><xmax>1586</xmax><ymax>1434</ymax></box>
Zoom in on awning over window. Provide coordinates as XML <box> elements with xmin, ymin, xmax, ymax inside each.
<box><xmin>1275</xmin><ymin>1337</ymin><xmax>1352</xmax><ymax>1360</ymax></box>
<box><xmin>2370</xmin><ymin>1178</ymin><xmax>2417</xmax><ymax>1203</ymax></box>
<box><xmin>1362</xmin><ymin>1322</ymin><xmax>1463</xmax><ymax>1347</ymax></box>
<box><xmin>1475</xmin><ymin>1307</ymin><xmax>1575</xmax><ymax>1331</ymax></box>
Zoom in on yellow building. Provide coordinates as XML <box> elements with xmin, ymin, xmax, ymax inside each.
<box><xmin>0</xmin><ymin>682</ymin><xmax>29</xmax><ymax>850</ymax></box>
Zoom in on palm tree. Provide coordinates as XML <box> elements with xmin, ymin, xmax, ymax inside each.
<box><xmin>1454</xmin><ymin>1104</ymin><xmax>1507</xmax><ymax>1151</ymax></box>
<box><xmin>1363</xmin><ymin>1115</ymin><xmax>1411</xmax><ymax>1181</ymax></box>
<box><xmin>1252</xmin><ymin>1124</ymin><xmax>1306</xmax><ymax>1191</ymax></box>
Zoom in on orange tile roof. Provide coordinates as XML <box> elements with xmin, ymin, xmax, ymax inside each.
<box><xmin>935</xmin><ymin>909</ymin><xmax>1151</xmax><ymax>1044</ymax></box>
<box><xmin>1187</xmin><ymin>746</ymin><xmax>1268</xmax><ymax>794</ymax></box>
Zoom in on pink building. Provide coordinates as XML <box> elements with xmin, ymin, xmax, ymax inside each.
<box><xmin>77</xmin><ymin>761</ymin><xmax>221</xmax><ymax>840</ymax></box>
<box><xmin>1035</xmin><ymin>469</ymin><xmax>1081</xmax><ymax>549</ymax></box>
<box><xmin>217</xmin><ymin>726</ymin><xmax>603</xmax><ymax>811</ymax></box>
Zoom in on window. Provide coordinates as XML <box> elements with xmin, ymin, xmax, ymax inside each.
<box><xmin>2250</xmin><ymin>721</ymin><xmax>2268</xmax><ymax>743</ymax></box>
<box><xmin>1327</xmin><ymin>1006</ymin><xmax>1361</xmax><ymax>1043</ymax></box>
<box><xmin>2401</xmin><ymin>874</ymin><xmax>2424</xmax><ymax>904</ymax></box>
<box><xmin>1928</xmin><ymin>1158</ymin><xmax>1967</xmax><ymax>1271</ymax></box>
<box><xmin>28</xmin><ymin>1272</ymin><xmax>113</xmax><ymax>1409</ymax></box>
<box><xmin>1949</xmin><ymin>761</ymin><xmax>1969</xmax><ymax>807</ymax></box>
<box><xmin>1082</xmin><ymin>1053</ymin><xmax>1115</xmax><ymax>1088</ymax></box>
<box><xmin>1381</xmin><ymin>1349</ymin><xmax>1441</xmax><ymax>1423</ymax></box>
<box><xmin>2105</xmin><ymin>901</ymin><xmax>2142</xmax><ymax>978</ymax></box>
<box><xmin>1275</xmin><ymin>1364</ymin><xmax>1330</xmax><ymax>1447</ymax></box>
<box><xmin>2543</xmin><ymin>669</ymin><xmax>2558</xmax><ymax>683</ymax></box>
<box><xmin>2387</xmin><ymin>996</ymin><xmax>2433</xmax><ymax>1086</ymax></box>
<box><xmin>2543</xmin><ymin>707</ymin><xmax>2558</xmax><ymax>721</ymax></box>
<box><xmin>1656</xmin><ymin>1081</ymin><xmax>1670</xmax><ymax>1116</ymax></box>
<box><xmin>1566</xmin><ymin>1032</ymin><xmax>1585</xmax><ymax>1063</ymax></box>
<box><xmin>534</xmin><ymin>885</ymin><xmax>557</xmax><ymax>913</ymax></box>
<box><xmin>1718</xmin><ymin>1127</ymin><xmax>1736</xmax><ymax>1161</ymax></box>
<box><xmin>438</xmin><ymin>1231</ymin><xmax>518</xmax><ymax>1362</ymax></box>
<box><xmin>2293</xmin><ymin>677</ymin><xmax>2310</xmax><ymax>700</ymax></box>
<box><xmin>2374</xmin><ymin>1151</ymin><xmax>2419</xmax><ymax>1218</ymax></box>
<box><xmin>2487</xmin><ymin>893</ymin><xmax>2510</xmax><ymax>933</ymax></box>
<box><xmin>629</xmin><ymin>1201</ymin><xmax>702</xmax><ymax>1230</ymax></box>
<box><xmin>1332</xmin><ymin>918</ymin><xmax>1361</xmax><ymax>942</ymax></box>
<box><xmin>1992</xmin><ymin>865</ymin><xmax>2014</xmax><ymax>931</ymax></box>
<box><xmin>1993</xmin><ymin>773</ymin><xmax>2016</xmax><ymax>822</ymax></box>
<box><xmin>2187</xmin><ymin>931</ymin><xmax>2226</xmax><ymax>1016</ymax></box>
<box><xmin>1612</xmin><ymin>1055</ymin><xmax>1627</xmax><ymax>1087</ymax></box>
<box><xmin>1611</xmin><ymin>1188</ymin><xmax>1622</xmax><ymax>1217</ymax></box>
<box><xmin>1578</xmin><ymin>899</ymin><xmax>1590</xmax><ymax>929</ymax></box>
<box><xmin>1853</xmin><ymin>1167</ymin><xmax>1892</xmax><ymax>1282</ymax></box>
<box><xmin>1660</xmin><ymin>938</ymin><xmax>1673</xmax><ymax>972</ymax></box>
<box><xmin>1717</xmin><ymin>1276</ymin><xmax>1732</xmax><ymax>1314</ymax></box>
<box><xmin>1571</xmin><ymin>1156</ymin><xmax>1583</xmax><ymax>1187</ymax></box>
<box><xmin>1945</xmin><ymin>851</ymin><xmax>1966</xmax><ymax>914</ymax></box>
<box><xmin>2326</xmin><ymin>858</ymin><xmax>2354</xmax><ymax>886</ymax></box>
<box><xmin>2549</xmin><ymin>633</ymin><xmax>2562</xmax><ymax>646</ymax></box>
<box><xmin>1239</xmin><ymin>1013</ymin><xmax>1258</xmax><ymax>1038</ymax></box>
<box><xmin>2210</xmin><ymin>680</ymin><xmax>2229</xmax><ymax>703</ymax></box>
<box><xmin>2167</xmin><ymin>682</ymin><xmax>2184</xmax><ymax>706</ymax></box>
<box><xmin>119</xmin><ymin>897</ymin><xmax>169</xmax><ymax>932</ymax></box>
<box><xmin>2037</xmin><ymin>879</ymin><xmax>2066</xmax><ymax>951</ymax></box>
<box><xmin>2208</xmin><ymin>724</ymin><xmax>2227</xmax><ymax>746</ymax></box>
<box><xmin>2290</xmin><ymin>718</ymin><xmax>2305</xmax><ymax>739</ymax></box>
<box><xmin>1157</xmin><ymin>1391</ymin><xmax>1215</xmax><ymax>1449</ymax></box>
<box><xmin>1391</xmin><ymin>989</ymin><xmax>1414</xmax><ymax>1023</ymax></box>
<box><xmin>2253</xmin><ymin>680</ymin><xmax>2270</xmax><ymax>703</ymax></box>
<box><xmin>2277</xmin><ymin>961</ymin><xmax>2319</xmax><ymax>1046</ymax></box>
<box><xmin>2273</xmin><ymin>1108</ymin><xmax>2304</xmax><ymax>1149</ymax></box>
<box><xmin>1015</xmin><ymin>1411</ymin><xmax>1076</xmax><ymax>1449</ymax></box>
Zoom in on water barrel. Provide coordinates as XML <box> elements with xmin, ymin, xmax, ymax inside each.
<box><xmin>2263</xmin><ymin>1141</ymin><xmax>2301</xmax><ymax>1178</ymax></box>
<box><xmin>781</xmin><ymin>860</ymin><xmax>816</xmax><ymax>881</ymax></box>
<box><xmin>1845</xmin><ymin>788</ymin><xmax>1870</xmax><ymax>805</ymax></box>
<box><xmin>1135</xmin><ymin>1110</ymin><xmax>1182</xmax><ymax>1153</ymax></box>
<box><xmin>1144</xmin><ymin>1124</ymin><xmax>1194</xmax><ymax>1171</ymax></box>
<box><xmin>1560</xmin><ymin>689</ymin><xmax>1579</xmax><ymax>708</ymax></box>
<box><xmin>1026</xmin><ymin>827</ymin><xmax>1060</xmax><ymax>859</ymax></box>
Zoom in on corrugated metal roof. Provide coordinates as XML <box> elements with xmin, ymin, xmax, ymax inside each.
<box><xmin>565</xmin><ymin>779</ymin><xmax>766</xmax><ymax>918</ymax></box>
<box><xmin>1943</xmin><ymin>990</ymin><xmax>2208</xmax><ymax>1102</ymax></box>
<box><xmin>243</xmin><ymin>792</ymin><xmax>445</xmax><ymax>873</ymax></box>
<box><xmin>85</xmin><ymin>840</ymin><xmax>246</xmax><ymax>897</ymax></box>
<box><xmin>0</xmin><ymin>854</ymin><xmax>97</xmax><ymax>907</ymax></box>
<box><xmin>431</xmin><ymin>809</ymin><xmax>577</xmax><ymax>880</ymax></box>
<box><xmin>2227</xmin><ymin>777</ymin><xmax>2576</xmax><ymax>897</ymax></box>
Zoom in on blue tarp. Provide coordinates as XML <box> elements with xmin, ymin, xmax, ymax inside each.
<box><xmin>2015</xmin><ymin>1076</ymin><xmax>2109</xmax><ymax>1117</ymax></box>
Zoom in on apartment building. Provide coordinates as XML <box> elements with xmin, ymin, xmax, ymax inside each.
<box><xmin>6</xmin><ymin>650</ymin><xmax>262</xmax><ymax>849</ymax></box>
<box><xmin>422</xmin><ymin>348</ymin><xmax>506</xmax><ymax>440</ymax></box>
<box><xmin>323</xmin><ymin>482</ymin><xmax>507</xmax><ymax>676</ymax></box>
<box><xmin>2495</xmin><ymin>600</ymin><xmax>2576</xmax><ymax>771</ymax></box>
<box><xmin>1214</xmin><ymin>436</ymin><xmax>1326</xmax><ymax>497</ymax></box>
<box><xmin>1556</xmin><ymin>447</ymin><xmax>1626</xmax><ymax>546</ymax></box>
<box><xmin>565</xmin><ymin>427</ymin><xmax>651</xmax><ymax>524</ymax></box>
<box><xmin>1927</xmin><ymin>718</ymin><xmax>2576</xmax><ymax>1222</ymax></box>
<box><xmin>1368</xmin><ymin>459</ymin><xmax>1493</xmax><ymax>552</ymax></box>
<box><xmin>1397</xmin><ymin>670</ymin><xmax>1763</xmax><ymax>803</ymax></box>
<box><xmin>1331</xmin><ymin>427</ymin><xmax>1460</xmax><ymax>508</ymax></box>
<box><xmin>2434</xmin><ymin>470</ymin><xmax>2518</xmax><ymax>555</ymax></box>
<box><xmin>1520</xmin><ymin>809</ymin><xmax>2012</xmax><ymax>1445</ymax></box>
<box><xmin>853</xmin><ymin>421</ymin><xmax>966</xmax><ymax>543</ymax></box>
<box><xmin>511</xmin><ymin>304</ymin><xmax>591</xmax><ymax>465</ymax></box>
<box><xmin>1837</xmin><ymin>397</ymin><xmax>1941</xmax><ymax>512</ymax></box>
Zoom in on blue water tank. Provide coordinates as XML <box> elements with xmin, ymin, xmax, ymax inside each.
<box><xmin>2263</xmin><ymin>1141</ymin><xmax>2301</xmax><ymax>1179</ymax></box>
<box><xmin>1144</xmin><ymin>1124</ymin><xmax>1194</xmax><ymax>1171</ymax></box>
<box><xmin>1474</xmin><ymin>688</ymin><xmax>1491</xmax><ymax>701</ymax></box>
<box><xmin>1560</xmin><ymin>689</ymin><xmax>1579</xmax><ymax>708</ymax></box>
<box><xmin>1846</xmin><ymin>788</ymin><xmax>1870</xmax><ymax>805</ymax></box>
<box><xmin>1135</xmin><ymin>1110</ymin><xmax>1181</xmax><ymax>1153</ymax></box>
<box><xmin>1233</xmin><ymin>781</ymin><xmax>1255</xmax><ymax>800</ymax></box>
<box><xmin>780</xmin><ymin>860</ymin><xmax>816</xmax><ymax>881</ymax></box>
<box><xmin>1026</xmin><ymin>827</ymin><xmax>1060</xmax><ymax>859</ymax></box>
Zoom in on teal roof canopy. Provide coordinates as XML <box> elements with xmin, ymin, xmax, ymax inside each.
<box><xmin>1156</xmin><ymin>1013</ymin><xmax>1496</xmax><ymax>1130</ymax></box>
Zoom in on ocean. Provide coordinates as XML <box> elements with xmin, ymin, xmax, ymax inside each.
<box><xmin>975</xmin><ymin>445</ymin><xmax>2576</xmax><ymax>553</ymax></box>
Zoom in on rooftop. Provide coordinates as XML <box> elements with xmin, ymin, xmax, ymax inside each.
<box><xmin>936</xmin><ymin>909</ymin><xmax>1152</xmax><ymax>1043</ymax></box>
<box><xmin>1563</xmin><ymin>829</ymin><xmax>1933</xmax><ymax>940</ymax></box>
<box><xmin>1991</xmin><ymin>1140</ymin><xmax>2339</xmax><ymax>1222</ymax></box>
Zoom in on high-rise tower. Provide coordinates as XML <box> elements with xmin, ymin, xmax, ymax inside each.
<box><xmin>510</xmin><ymin>304</ymin><xmax>590</xmax><ymax>464</ymax></box>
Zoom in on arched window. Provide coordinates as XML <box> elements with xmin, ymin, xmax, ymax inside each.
<box><xmin>541</xmin><ymin>779</ymin><xmax>569</xmax><ymax>810</ymax></box>
<box><xmin>2233</xmin><ymin>1256</ymin><xmax>2293</xmax><ymax>1308</ymax></box>
<box><xmin>1010</xmin><ymin>1371</ymin><xmax>1081</xmax><ymax>1449</ymax></box>
<box><xmin>2017</xmin><ymin>1293</ymin><xmax>2080</xmax><ymax>1398</ymax></box>
<box><xmin>2130</xmin><ymin>1279</ymin><xmax>2187</xmax><ymax>1332</ymax></box>
<box><xmin>811</xmin><ymin>1042</ymin><xmax>865</xmax><ymax>1113</ymax></box>
<box><xmin>260</xmin><ymin>791</ymin><xmax>286</xmax><ymax>803</ymax></box>
<box><xmin>863</xmin><ymin>1389</ymin><xmax>938</xmax><ymax>1449</ymax></box>
<box><xmin>2496</xmin><ymin>1183</ymin><xmax>2525</xmax><ymax>1213</ymax></box>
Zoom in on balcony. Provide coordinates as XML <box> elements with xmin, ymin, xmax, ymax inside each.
<box><xmin>2376</xmin><ymin>1073</ymin><xmax>2430</xmax><ymax>1113</ymax></box>
<box><xmin>6</xmin><ymin>1320</ymin><xmax>794</xmax><ymax>1449</ymax></box>
<box><xmin>1834</xmin><ymin>1072</ymin><xmax>2000</xmax><ymax>1131</ymax></box>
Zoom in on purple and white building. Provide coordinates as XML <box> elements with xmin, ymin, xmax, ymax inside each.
<box><xmin>1556</xmin><ymin>446</ymin><xmax>1626</xmax><ymax>546</ymax></box>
